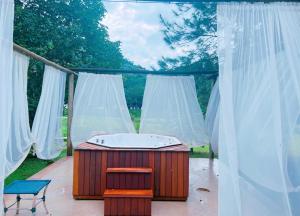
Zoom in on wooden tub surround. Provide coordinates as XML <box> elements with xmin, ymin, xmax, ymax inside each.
<box><xmin>73</xmin><ymin>142</ymin><xmax>189</xmax><ymax>215</ymax></box>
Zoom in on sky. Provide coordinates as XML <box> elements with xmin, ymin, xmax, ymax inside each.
<box><xmin>101</xmin><ymin>2</ymin><xmax>189</xmax><ymax>69</ymax></box>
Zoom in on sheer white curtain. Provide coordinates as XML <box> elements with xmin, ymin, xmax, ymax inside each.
<box><xmin>6</xmin><ymin>52</ymin><xmax>32</xmax><ymax>176</ymax></box>
<box><xmin>71</xmin><ymin>73</ymin><xmax>136</xmax><ymax>148</ymax></box>
<box><xmin>140</xmin><ymin>75</ymin><xmax>208</xmax><ymax>146</ymax></box>
<box><xmin>218</xmin><ymin>3</ymin><xmax>300</xmax><ymax>216</ymax></box>
<box><xmin>0</xmin><ymin>0</ymin><xmax>14</xmax><ymax>213</ymax></box>
<box><xmin>32</xmin><ymin>66</ymin><xmax>66</xmax><ymax>160</ymax></box>
<box><xmin>205</xmin><ymin>78</ymin><xmax>219</xmax><ymax>154</ymax></box>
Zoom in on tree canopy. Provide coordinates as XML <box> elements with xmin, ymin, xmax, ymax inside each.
<box><xmin>14</xmin><ymin>0</ymin><xmax>140</xmax><ymax>122</ymax></box>
<box><xmin>159</xmin><ymin>3</ymin><xmax>218</xmax><ymax>111</ymax></box>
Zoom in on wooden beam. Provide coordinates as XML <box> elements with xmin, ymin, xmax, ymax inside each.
<box><xmin>13</xmin><ymin>43</ymin><xmax>77</xmax><ymax>75</ymax></box>
<box><xmin>70</xmin><ymin>68</ymin><xmax>218</xmax><ymax>76</ymax></box>
<box><xmin>67</xmin><ymin>73</ymin><xmax>75</xmax><ymax>156</ymax></box>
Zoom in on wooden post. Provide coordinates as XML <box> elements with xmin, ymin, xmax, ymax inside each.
<box><xmin>67</xmin><ymin>73</ymin><xmax>75</xmax><ymax>156</ymax></box>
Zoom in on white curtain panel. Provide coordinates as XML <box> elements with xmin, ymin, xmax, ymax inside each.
<box><xmin>140</xmin><ymin>75</ymin><xmax>208</xmax><ymax>146</ymax></box>
<box><xmin>218</xmin><ymin>3</ymin><xmax>300</xmax><ymax>216</ymax></box>
<box><xmin>6</xmin><ymin>52</ymin><xmax>32</xmax><ymax>176</ymax></box>
<box><xmin>0</xmin><ymin>0</ymin><xmax>14</xmax><ymax>214</ymax></box>
<box><xmin>205</xmin><ymin>78</ymin><xmax>219</xmax><ymax>154</ymax></box>
<box><xmin>71</xmin><ymin>73</ymin><xmax>136</xmax><ymax>148</ymax></box>
<box><xmin>32</xmin><ymin>66</ymin><xmax>66</xmax><ymax>160</ymax></box>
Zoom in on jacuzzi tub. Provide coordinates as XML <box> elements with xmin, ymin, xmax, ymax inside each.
<box><xmin>87</xmin><ymin>133</ymin><xmax>181</xmax><ymax>149</ymax></box>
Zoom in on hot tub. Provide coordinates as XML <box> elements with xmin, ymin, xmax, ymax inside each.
<box><xmin>73</xmin><ymin>133</ymin><xmax>190</xmax><ymax>201</ymax></box>
<box><xmin>87</xmin><ymin>133</ymin><xmax>182</xmax><ymax>149</ymax></box>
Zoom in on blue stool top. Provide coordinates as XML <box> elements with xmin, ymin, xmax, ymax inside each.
<box><xmin>4</xmin><ymin>180</ymin><xmax>51</xmax><ymax>195</ymax></box>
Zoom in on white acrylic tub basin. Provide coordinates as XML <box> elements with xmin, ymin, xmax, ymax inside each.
<box><xmin>87</xmin><ymin>133</ymin><xmax>182</xmax><ymax>149</ymax></box>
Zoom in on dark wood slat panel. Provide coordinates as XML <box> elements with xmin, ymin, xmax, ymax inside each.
<box><xmin>131</xmin><ymin>151</ymin><xmax>137</xmax><ymax>167</ymax></box>
<box><xmin>117</xmin><ymin>198</ymin><xmax>125</xmax><ymax>216</ymax></box>
<box><xmin>104</xmin><ymin>198</ymin><xmax>111</xmax><ymax>216</ymax></box>
<box><xmin>78</xmin><ymin>151</ymin><xmax>85</xmax><ymax>195</ymax></box>
<box><xmin>100</xmin><ymin>152</ymin><xmax>107</xmax><ymax>195</ymax></box>
<box><xmin>83</xmin><ymin>151</ymin><xmax>91</xmax><ymax>195</ymax></box>
<box><xmin>137</xmin><ymin>198</ymin><xmax>145</xmax><ymax>215</ymax></box>
<box><xmin>95</xmin><ymin>152</ymin><xmax>102</xmax><ymax>195</ymax></box>
<box><xmin>136</xmin><ymin>152</ymin><xmax>143</xmax><ymax>167</ymax></box>
<box><xmin>142</xmin><ymin>151</ymin><xmax>149</xmax><ymax>167</ymax></box>
<box><xmin>154</xmin><ymin>152</ymin><xmax>160</xmax><ymax>196</ymax></box>
<box><xmin>131</xmin><ymin>198</ymin><xmax>138</xmax><ymax>216</ymax></box>
<box><xmin>166</xmin><ymin>152</ymin><xmax>173</xmax><ymax>196</ymax></box>
<box><xmin>177</xmin><ymin>152</ymin><xmax>184</xmax><ymax>197</ymax></box>
<box><xmin>111</xmin><ymin>196</ymin><xmax>117</xmax><ymax>216</ymax></box>
<box><xmin>148</xmin><ymin>152</ymin><xmax>155</xmax><ymax>191</ymax></box>
<box><xmin>124</xmin><ymin>198</ymin><xmax>131</xmax><ymax>215</ymax></box>
<box><xmin>145</xmin><ymin>199</ymin><xmax>151</xmax><ymax>216</ymax></box>
<box><xmin>160</xmin><ymin>152</ymin><xmax>166</xmax><ymax>197</ymax></box>
<box><xmin>172</xmin><ymin>152</ymin><xmax>178</xmax><ymax>197</ymax></box>
<box><xmin>107</xmin><ymin>151</ymin><xmax>114</xmax><ymax>168</ymax></box>
<box><xmin>119</xmin><ymin>151</ymin><xmax>126</xmax><ymax>167</ymax></box>
<box><xmin>183</xmin><ymin>153</ymin><xmax>189</xmax><ymax>197</ymax></box>
<box><xmin>89</xmin><ymin>151</ymin><xmax>96</xmax><ymax>196</ymax></box>
<box><xmin>73</xmin><ymin>151</ymin><xmax>79</xmax><ymax>196</ymax></box>
<box><xmin>113</xmin><ymin>152</ymin><xmax>120</xmax><ymax>189</ymax></box>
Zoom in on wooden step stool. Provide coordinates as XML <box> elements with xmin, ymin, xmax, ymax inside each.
<box><xmin>104</xmin><ymin>189</ymin><xmax>153</xmax><ymax>216</ymax></box>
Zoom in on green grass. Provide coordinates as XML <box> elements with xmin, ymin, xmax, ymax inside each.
<box><xmin>5</xmin><ymin>149</ymin><xmax>67</xmax><ymax>185</ymax></box>
<box><xmin>189</xmin><ymin>145</ymin><xmax>210</xmax><ymax>158</ymax></box>
<box><xmin>5</xmin><ymin>108</ymin><xmax>210</xmax><ymax>185</ymax></box>
<box><xmin>130</xmin><ymin>109</ymin><xmax>141</xmax><ymax>131</ymax></box>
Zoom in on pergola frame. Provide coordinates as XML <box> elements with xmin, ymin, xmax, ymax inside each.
<box><xmin>14</xmin><ymin>42</ymin><xmax>218</xmax><ymax>158</ymax></box>
<box><xmin>13</xmin><ymin>0</ymin><xmax>295</xmax><ymax>159</ymax></box>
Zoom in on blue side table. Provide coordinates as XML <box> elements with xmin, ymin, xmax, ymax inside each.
<box><xmin>4</xmin><ymin>180</ymin><xmax>51</xmax><ymax>215</ymax></box>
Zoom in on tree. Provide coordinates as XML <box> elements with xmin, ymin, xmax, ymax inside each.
<box><xmin>14</xmin><ymin>0</ymin><xmax>126</xmax><ymax>123</ymax></box>
<box><xmin>159</xmin><ymin>3</ymin><xmax>218</xmax><ymax>112</ymax></box>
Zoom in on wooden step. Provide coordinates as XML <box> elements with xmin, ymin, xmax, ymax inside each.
<box><xmin>106</xmin><ymin>167</ymin><xmax>152</xmax><ymax>174</ymax></box>
<box><xmin>103</xmin><ymin>189</ymin><xmax>153</xmax><ymax>198</ymax></box>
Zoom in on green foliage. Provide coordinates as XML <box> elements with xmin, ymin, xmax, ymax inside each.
<box><xmin>14</xmin><ymin>0</ymin><xmax>126</xmax><ymax>123</ymax></box>
<box><xmin>5</xmin><ymin>150</ymin><xmax>67</xmax><ymax>185</ymax></box>
<box><xmin>159</xmin><ymin>3</ymin><xmax>218</xmax><ymax>111</ymax></box>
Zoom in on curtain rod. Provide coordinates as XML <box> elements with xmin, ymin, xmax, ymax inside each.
<box><xmin>70</xmin><ymin>68</ymin><xmax>218</xmax><ymax>76</ymax></box>
<box><xmin>102</xmin><ymin>0</ymin><xmax>295</xmax><ymax>3</ymax></box>
<box><xmin>13</xmin><ymin>43</ymin><xmax>77</xmax><ymax>75</ymax></box>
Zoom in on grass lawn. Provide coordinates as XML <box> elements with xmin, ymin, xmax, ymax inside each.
<box><xmin>5</xmin><ymin>109</ymin><xmax>210</xmax><ymax>185</ymax></box>
<box><xmin>5</xmin><ymin>150</ymin><xmax>66</xmax><ymax>185</ymax></box>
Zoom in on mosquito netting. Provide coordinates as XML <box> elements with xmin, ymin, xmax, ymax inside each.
<box><xmin>140</xmin><ymin>75</ymin><xmax>208</xmax><ymax>146</ymax></box>
<box><xmin>205</xmin><ymin>79</ymin><xmax>219</xmax><ymax>154</ymax></box>
<box><xmin>218</xmin><ymin>2</ymin><xmax>300</xmax><ymax>216</ymax></box>
<box><xmin>6</xmin><ymin>52</ymin><xmax>32</xmax><ymax>176</ymax></box>
<box><xmin>71</xmin><ymin>73</ymin><xmax>136</xmax><ymax>148</ymax></box>
<box><xmin>32</xmin><ymin>66</ymin><xmax>66</xmax><ymax>160</ymax></box>
<box><xmin>0</xmin><ymin>0</ymin><xmax>14</xmax><ymax>213</ymax></box>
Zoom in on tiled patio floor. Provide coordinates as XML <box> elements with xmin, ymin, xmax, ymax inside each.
<box><xmin>4</xmin><ymin>157</ymin><xmax>218</xmax><ymax>216</ymax></box>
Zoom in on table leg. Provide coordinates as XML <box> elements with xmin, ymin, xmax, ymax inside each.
<box><xmin>3</xmin><ymin>197</ymin><xmax>7</xmax><ymax>215</ymax></box>
<box><xmin>31</xmin><ymin>195</ymin><xmax>37</xmax><ymax>216</ymax></box>
<box><xmin>16</xmin><ymin>194</ymin><xmax>21</xmax><ymax>214</ymax></box>
<box><xmin>42</xmin><ymin>185</ymin><xmax>49</xmax><ymax>214</ymax></box>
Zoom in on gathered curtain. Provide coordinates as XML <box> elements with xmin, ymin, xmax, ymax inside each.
<box><xmin>140</xmin><ymin>75</ymin><xmax>208</xmax><ymax>146</ymax></box>
<box><xmin>71</xmin><ymin>73</ymin><xmax>136</xmax><ymax>148</ymax></box>
<box><xmin>205</xmin><ymin>79</ymin><xmax>219</xmax><ymax>154</ymax></box>
<box><xmin>6</xmin><ymin>52</ymin><xmax>32</xmax><ymax>176</ymax></box>
<box><xmin>32</xmin><ymin>66</ymin><xmax>66</xmax><ymax>160</ymax></box>
<box><xmin>218</xmin><ymin>3</ymin><xmax>300</xmax><ymax>216</ymax></box>
<box><xmin>0</xmin><ymin>0</ymin><xmax>15</xmax><ymax>214</ymax></box>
